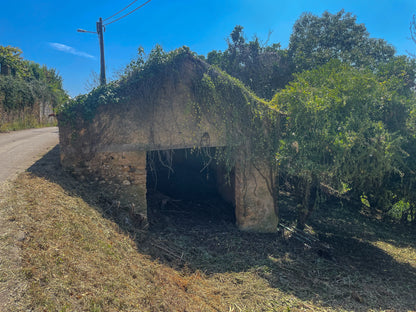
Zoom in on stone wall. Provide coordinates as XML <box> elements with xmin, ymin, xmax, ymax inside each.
<box><xmin>86</xmin><ymin>151</ymin><xmax>147</xmax><ymax>214</ymax></box>
<box><xmin>0</xmin><ymin>100</ymin><xmax>54</xmax><ymax>126</ymax></box>
<box><xmin>59</xmin><ymin>60</ymin><xmax>225</xmax><ymax>170</ymax></box>
<box><xmin>58</xmin><ymin>56</ymin><xmax>279</xmax><ymax>233</ymax></box>
<box><xmin>39</xmin><ymin>101</ymin><xmax>54</xmax><ymax>124</ymax></box>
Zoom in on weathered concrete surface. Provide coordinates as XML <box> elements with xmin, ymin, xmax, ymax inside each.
<box><xmin>59</xmin><ymin>59</ymin><xmax>225</xmax><ymax>169</ymax></box>
<box><xmin>59</xmin><ymin>54</ymin><xmax>279</xmax><ymax>232</ymax></box>
<box><xmin>234</xmin><ymin>159</ymin><xmax>278</xmax><ymax>233</ymax></box>
<box><xmin>0</xmin><ymin>127</ymin><xmax>59</xmax><ymax>182</ymax></box>
<box><xmin>58</xmin><ymin>57</ymin><xmax>225</xmax><ymax>226</ymax></box>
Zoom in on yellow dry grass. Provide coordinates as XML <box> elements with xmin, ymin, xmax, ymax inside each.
<box><xmin>0</xmin><ymin>151</ymin><xmax>415</xmax><ymax>312</ymax></box>
<box><xmin>371</xmin><ymin>241</ymin><xmax>416</xmax><ymax>268</ymax></box>
<box><xmin>1</xmin><ymin>173</ymin><xmax>311</xmax><ymax>311</ymax></box>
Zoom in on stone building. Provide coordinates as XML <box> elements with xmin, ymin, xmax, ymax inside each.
<box><xmin>58</xmin><ymin>48</ymin><xmax>280</xmax><ymax>232</ymax></box>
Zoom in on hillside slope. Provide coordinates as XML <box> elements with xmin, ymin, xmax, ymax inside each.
<box><xmin>0</xmin><ymin>146</ymin><xmax>415</xmax><ymax>311</ymax></box>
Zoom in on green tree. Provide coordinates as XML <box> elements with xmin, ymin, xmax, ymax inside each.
<box><xmin>0</xmin><ymin>46</ymin><xmax>27</xmax><ymax>76</ymax></box>
<box><xmin>377</xmin><ymin>56</ymin><xmax>416</xmax><ymax>224</ymax></box>
<box><xmin>0</xmin><ymin>76</ymin><xmax>34</xmax><ymax>111</ymax></box>
<box><xmin>0</xmin><ymin>45</ymin><xmax>68</xmax><ymax>120</ymax></box>
<box><xmin>288</xmin><ymin>10</ymin><xmax>396</xmax><ymax>72</ymax></box>
<box><xmin>272</xmin><ymin>60</ymin><xmax>415</xmax><ymax>228</ymax></box>
<box><xmin>207</xmin><ymin>26</ymin><xmax>291</xmax><ymax>99</ymax></box>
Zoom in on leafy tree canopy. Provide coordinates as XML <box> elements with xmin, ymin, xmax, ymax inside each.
<box><xmin>272</xmin><ymin>58</ymin><xmax>416</xmax><ymax>226</ymax></box>
<box><xmin>0</xmin><ymin>45</ymin><xmax>68</xmax><ymax>111</ymax></box>
<box><xmin>288</xmin><ymin>10</ymin><xmax>396</xmax><ymax>72</ymax></box>
<box><xmin>0</xmin><ymin>46</ymin><xmax>26</xmax><ymax>76</ymax></box>
<box><xmin>206</xmin><ymin>26</ymin><xmax>291</xmax><ymax>99</ymax></box>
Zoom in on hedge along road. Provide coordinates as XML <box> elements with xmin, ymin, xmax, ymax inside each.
<box><xmin>0</xmin><ymin>127</ymin><xmax>59</xmax><ymax>183</ymax></box>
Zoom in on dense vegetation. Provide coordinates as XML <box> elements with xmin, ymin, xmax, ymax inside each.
<box><xmin>205</xmin><ymin>10</ymin><xmax>416</xmax><ymax>227</ymax></box>
<box><xmin>0</xmin><ymin>45</ymin><xmax>68</xmax><ymax>131</ymax></box>
<box><xmin>61</xmin><ymin>10</ymin><xmax>416</xmax><ymax>229</ymax></box>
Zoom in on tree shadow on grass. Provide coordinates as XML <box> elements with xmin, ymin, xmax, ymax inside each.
<box><xmin>28</xmin><ymin>145</ymin><xmax>416</xmax><ymax>311</ymax></box>
<box><xmin>312</xmin><ymin>200</ymin><xmax>416</xmax><ymax>251</ymax></box>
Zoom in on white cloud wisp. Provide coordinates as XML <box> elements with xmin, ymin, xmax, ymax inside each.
<box><xmin>49</xmin><ymin>42</ymin><xmax>95</xmax><ymax>59</ymax></box>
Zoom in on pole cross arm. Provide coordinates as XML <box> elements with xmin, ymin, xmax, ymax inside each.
<box><xmin>77</xmin><ymin>29</ymin><xmax>97</xmax><ymax>34</ymax></box>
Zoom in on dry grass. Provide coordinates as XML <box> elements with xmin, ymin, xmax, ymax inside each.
<box><xmin>3</xmin><ymin>174</ymin><xmax>225</xmax><ymax>311</ymax></box>
<box><xmin>0</xmin><ymin>181</ymin><xmax>29</xmax><ymax>311</ymax></box>
<box><xmin>0</xmin><ymin>114</ymin><xmax>56</xmax><ymax>133</ymax></box>
<box><xmin>0</xmin><ymin>147</ymin><xmax>415</xmax><ymax>311</ymax></box>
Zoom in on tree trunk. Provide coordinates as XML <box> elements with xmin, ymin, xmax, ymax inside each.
<box><xmin>296</xmin><ymin>173</ymin><xmax>319</xmax><ymax>230</ymax></box>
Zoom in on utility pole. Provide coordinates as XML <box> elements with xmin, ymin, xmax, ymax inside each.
<box><xmin>77</xmin><ymin>0</ymin><xmax>153</xmax><ymax>86</ymax></box>
<box><xmin>77</xmin><ymin>17</ymin><xmax>106</xmax><ymax>86</ymax></box>
<box><xmin>96</xmin><ymin>18</ymin><xmax>106</xmax><ymax>85</ymax></box>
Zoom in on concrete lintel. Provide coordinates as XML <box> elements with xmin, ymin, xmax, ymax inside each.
<box><xmin>97</xmin><ymin>143</ymin><xmax>229</xmax><ymax>153</ymax></box>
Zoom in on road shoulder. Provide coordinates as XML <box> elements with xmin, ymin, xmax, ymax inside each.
<box><xmin>0</xmin><ymin>181</ymin><xmax>29</xmax><ymax>311</ymax></box>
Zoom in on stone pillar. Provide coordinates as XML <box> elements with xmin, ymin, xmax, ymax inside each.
<box><xmin>234</xmin><ymin>160</ymin><xmax>278</xmax><ymax>233</ymax></box>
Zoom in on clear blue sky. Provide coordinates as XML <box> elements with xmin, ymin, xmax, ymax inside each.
<box><xmin>1</xmin><ymin>0</ymin><xmax>415</xmax><ymax>97</ymax></box>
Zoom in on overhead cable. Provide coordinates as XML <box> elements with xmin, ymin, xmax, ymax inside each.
<box><xmin>104</xmin><ymin>0</ymin><xmax>153</xmax><ymax>26</ymax></box>
<box><xmin>103</xmin><ymin>0</ymin><xmax>139</xmax><ymax>22</ymax></box>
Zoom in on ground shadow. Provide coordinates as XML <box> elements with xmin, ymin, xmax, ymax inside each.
<box><xmin>28</xmin><ymin>145</ymin><xmax>416</xmax><ymax>311</ymax></box>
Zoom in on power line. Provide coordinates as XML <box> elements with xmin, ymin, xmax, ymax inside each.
<box><xmin>104</xmin><ymin>0</ymin><xmax>153</xmax><ymax>26</ymax></box>
<box><xmin>102</xmin><ymin>0</ymin><xmax>139</xmax><ymax>22</ymax></box>
<box><xmin>77</xmin><ymin>0</ymin><xmax>153</xmax><ymax>85</ymax></box>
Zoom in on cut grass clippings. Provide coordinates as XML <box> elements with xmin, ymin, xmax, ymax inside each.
<box><xmin>4</xmin><ymin>174</ymin><xmax>226</xmax><ymax>311</ymax></box>
<box><xmin>0</xmin><ymin>181</ymin><xmax>29</xmax><ymax>311</ymax></box>
<box><xmin>0</xmin><ymin>147</ymin><xmax>415</xmax><ymax>311</ymax></box>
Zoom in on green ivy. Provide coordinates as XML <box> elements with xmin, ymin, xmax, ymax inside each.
<box><xmin>58</xmin><ymin>46</ymin><xmax>283</xmax><ymax>185</ymax></box>
<box><xmin>0</xmin><ymin>45</ymin><xmax>68</xmax><ymax>118</ymax></box>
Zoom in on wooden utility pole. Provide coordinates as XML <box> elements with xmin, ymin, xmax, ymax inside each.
<box><xmin>78</xmin><ymin>1</ymin><xmax>153</xmax><ymax>86</ymax></box>
<box><xmin>96</xmin><ymin>17</ymin><xmax>106</xmax><ymax>85</ymax></box>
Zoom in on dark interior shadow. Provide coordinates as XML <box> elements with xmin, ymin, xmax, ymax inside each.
<box><xmin>28</xmin><ymin>145</ymin><xmax>416</xmax><ymax>311</ymax></box>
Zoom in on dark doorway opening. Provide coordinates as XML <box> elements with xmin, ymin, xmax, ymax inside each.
<box><xmin>146</xmin><ymin>148</ymin><xmax>236</xmax><ymax>228</ymax></box>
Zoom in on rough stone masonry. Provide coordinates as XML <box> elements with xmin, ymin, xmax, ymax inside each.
<box><xmin>58</xmin><ymin>50</ymin><xmax>279</xmax><ymax>232</ymax></box>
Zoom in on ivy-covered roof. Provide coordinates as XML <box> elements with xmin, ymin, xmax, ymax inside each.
<box><xmin>58</xmin><ymin>46</ymin><xmax>281</xmax><ymax>124</ymax></box>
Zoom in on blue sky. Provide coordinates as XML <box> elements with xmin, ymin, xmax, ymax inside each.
<box><xmin>1</xmin><ymin>0</ymin><xmax>416</xmax><ymax>97</ymax></box>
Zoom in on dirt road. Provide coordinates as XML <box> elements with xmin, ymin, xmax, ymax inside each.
<box><xmin>0</xmin><ymin>127</ymin><xmax>59</xmax><ymax>183</ymax></box>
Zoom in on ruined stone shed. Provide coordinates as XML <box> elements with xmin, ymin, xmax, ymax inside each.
<box><xmin>58</xmin><ymin>48</ymin><xmax>281</xmax><ymax>233</ymax></box>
